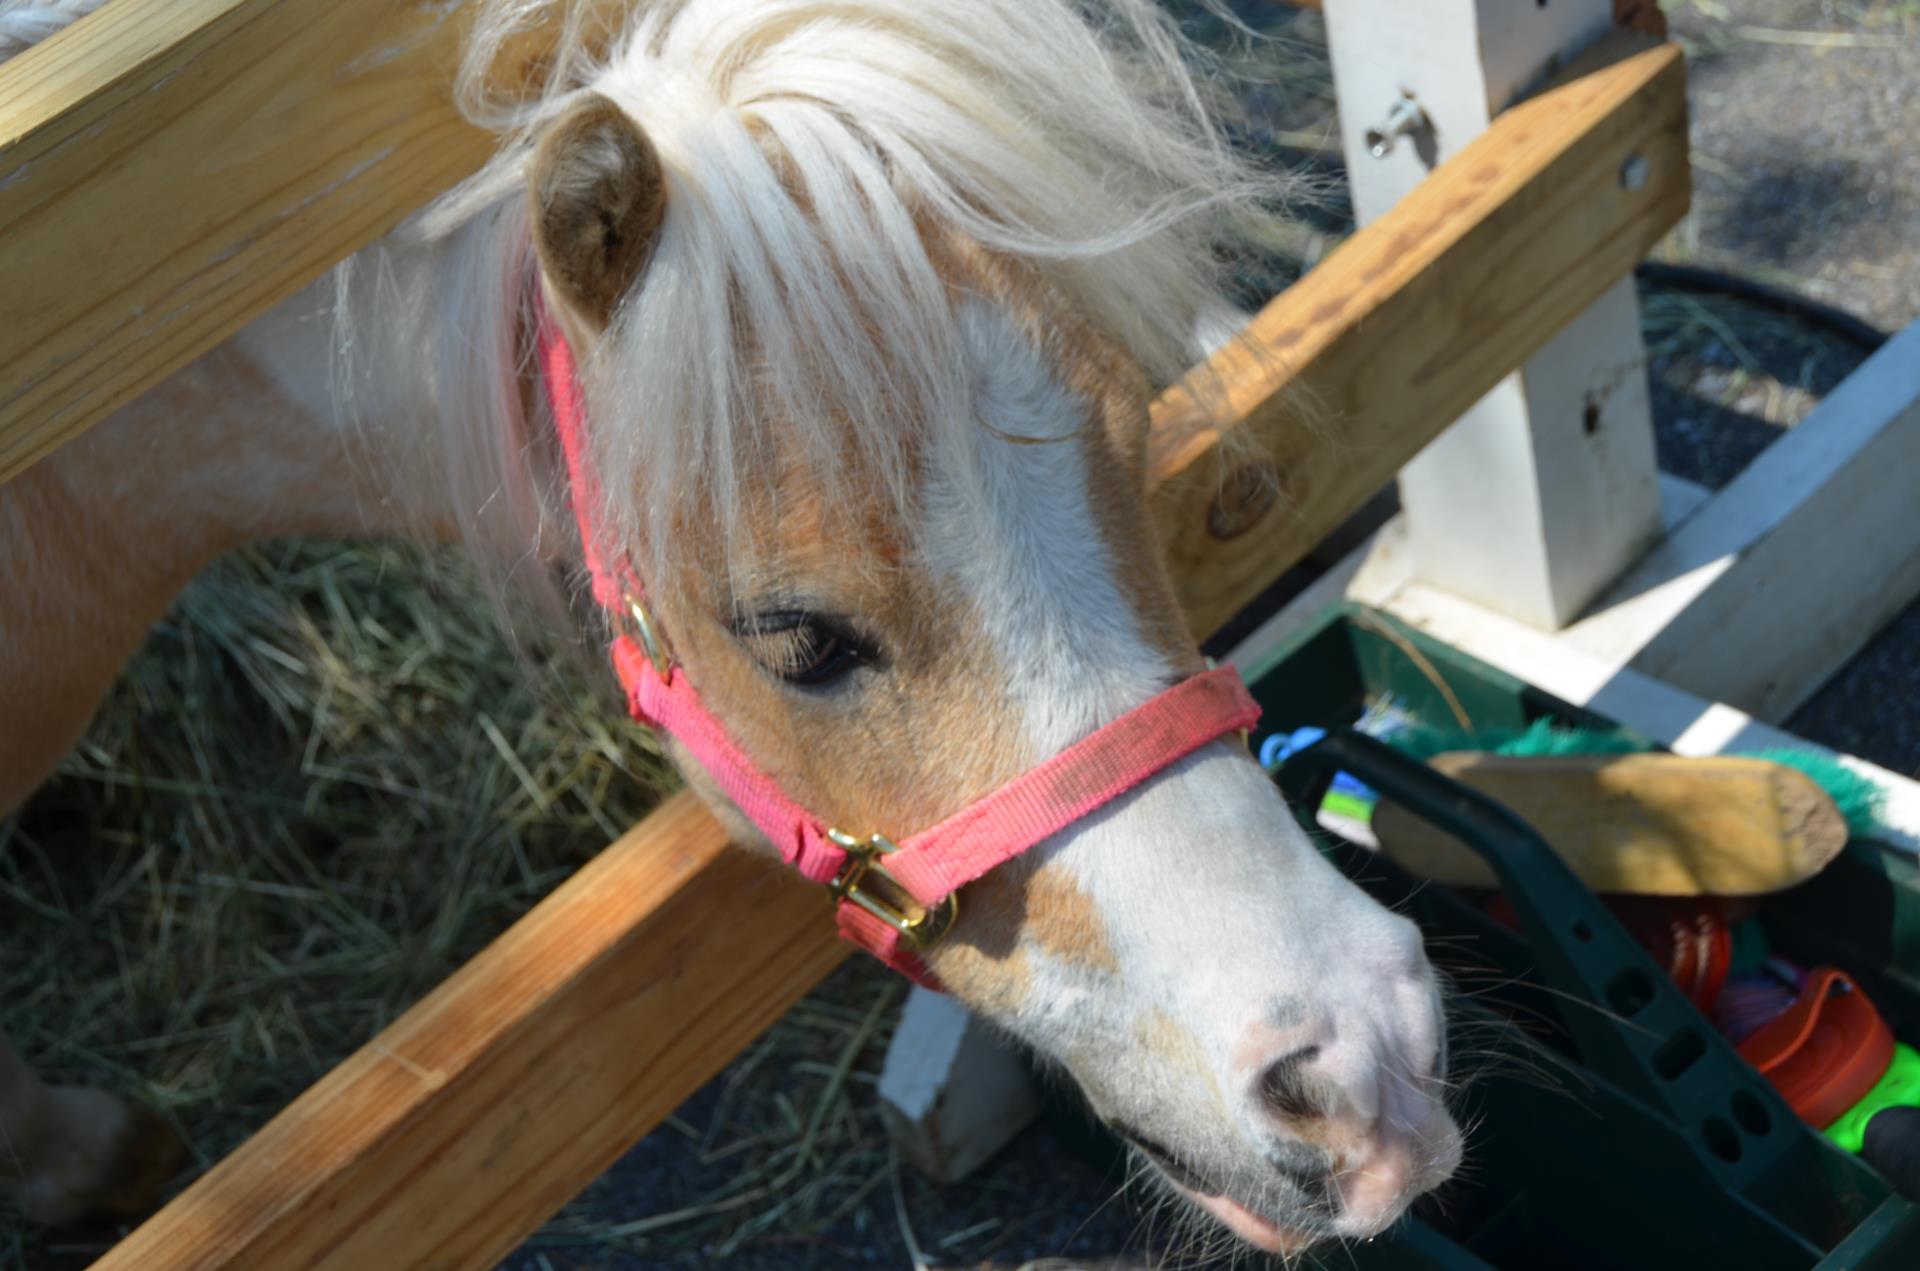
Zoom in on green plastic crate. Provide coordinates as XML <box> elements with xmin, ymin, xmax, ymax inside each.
<box><xmin>1234</xmin><ymin>604</ymin><xmax>1920</xmax><ymax>1269</ymax></box>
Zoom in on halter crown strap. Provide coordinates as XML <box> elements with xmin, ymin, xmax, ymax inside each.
<box><xmin>536</xmin><ymin>294</ymin><xmax>1261</xmax><ymax>985</ymax></box>
<box><xmin>540</xmin><ymin>315</ymin><xmax>625</xmax><ymax>613</ymax></box>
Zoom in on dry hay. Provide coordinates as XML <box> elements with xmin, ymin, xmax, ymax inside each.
<box><xmin>1</xmin><ymin>540</ymin><xmax>920</xmax><ymax>1265</ymax></box>
<box><xmin>0</xmin><ymin>541</ymin><xmax>1080</xmax><ymax>1270</ymax></box>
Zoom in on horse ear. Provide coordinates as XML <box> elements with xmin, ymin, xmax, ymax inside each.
<box><xmin>529</xmin><ymin>93</ymin><xmax>666</xmax><ymax>327</ymax></box>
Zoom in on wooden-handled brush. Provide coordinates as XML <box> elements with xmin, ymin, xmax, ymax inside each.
<box><xmin>1372</xmin><ymin>752</ymin><xmax>1851</xmax><ymax>896</ymax></box>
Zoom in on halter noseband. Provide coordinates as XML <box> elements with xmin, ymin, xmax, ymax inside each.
<box><xmin>536</xmin><ymin>294</ymin><xmax>1261</xmax><ymax>987</ymax></box>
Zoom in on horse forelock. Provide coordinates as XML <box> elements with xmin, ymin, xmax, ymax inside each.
<box><xmin>341</xmin><ymin>0</ymin><xmax>1293</xmax><ymax>598</ymax></box>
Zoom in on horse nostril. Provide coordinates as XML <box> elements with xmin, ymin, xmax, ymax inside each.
<box><xmin>1259</xmin><ymin>1044</ymin><xmax>1324</xmax><ymax>1120</ymax></box>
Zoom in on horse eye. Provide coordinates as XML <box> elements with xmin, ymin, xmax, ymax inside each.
<box><xmin>731</xmin><ymin>611</ymin><xmax>875</xmax><ymax>688</ymax></box>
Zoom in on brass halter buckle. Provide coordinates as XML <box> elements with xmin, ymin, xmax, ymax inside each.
<box><xmin>622</xmin><ymin>593</ymin><xmax>673</xmax><ymax>675</ymax></box>
<box><xmin>825</xmin><ymin>829</ymin><xmax>959</xmax><ymax>951</ymax></box>
<box><xmin>1205</xmin><ymin>656</ymin><xmax>1252</xmax><ymax>748</ymax></box>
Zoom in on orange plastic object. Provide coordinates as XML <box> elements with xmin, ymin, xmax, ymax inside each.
<box><xmin>1737</xmin><ymin>968</ymin><xmax>1895</xmax><ymax>1130</ymax></box>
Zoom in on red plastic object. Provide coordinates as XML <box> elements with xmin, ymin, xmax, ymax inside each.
<box><xmin>1482</xmin><ymin>894</ymin><xmax>1733</xmax><ymax>1012</ymax></box>
<box><xmin>1737</xmin><ymin>968</ymin><xmax>1895</xmax><ymax>1130</ymax></box>
<box><xmin>1622</xmin><ymin>901</ymin><xmax>1733</xmax><ymax>1014</ymax></box>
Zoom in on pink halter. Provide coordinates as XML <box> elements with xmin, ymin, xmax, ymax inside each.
<box><xmin>536</xmin><ymin>295</ymin><xmax>1261</xmax><ymax>986</ymax></box>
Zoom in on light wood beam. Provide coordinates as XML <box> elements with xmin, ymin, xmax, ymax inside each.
<box><xmin>1149</xmin><ymin>36</ymin><xmax>1688</xmax><ymax>638</ymax></box>
<box><xmin>0</xmin><ymin>0</ymin><xmax>592</xmax><ymax>482</ymax></box>
<box><xmin>93</xmin><ymin>792</ymin><xmax>850</xmax><ymax>1271</ymax></box>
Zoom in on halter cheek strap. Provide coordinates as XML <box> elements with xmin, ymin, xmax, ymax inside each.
<box><xmin>536</xmin><ymin>295</ymin><xmax>1261</xmax><ymax>986</ymax></box>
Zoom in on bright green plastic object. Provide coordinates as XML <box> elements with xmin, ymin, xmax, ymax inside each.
<box><xmin>1827</xmin><ymin>1042</ymin><xmax>1920</xmax><ymax>1153</ymax></box>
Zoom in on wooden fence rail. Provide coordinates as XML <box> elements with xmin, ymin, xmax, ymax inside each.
<box><xmin>0</xmin><ymin>0</ymin><xmax>483</xmax><ymax>482</ymax></box>
<box><xmin>1151</xmin><ymin>36</ymin><xmax>1686</xmax><ymax>635</ymax></box>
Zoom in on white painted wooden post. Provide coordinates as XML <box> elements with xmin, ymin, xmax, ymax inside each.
<box><xmin>879</xmin><ymin>986</ymin><xmax>1042</xmax><ymax>1182</ymax></box>
<box><xmin>1322</xmin><ymin>0</ymin><xmax>1665</xmax><ymax>630</ymax></box>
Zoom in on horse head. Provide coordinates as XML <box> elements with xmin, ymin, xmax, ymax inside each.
<box><xmin>446</xmin><ymin>0</ymin><xmax>1463</xmax><ymax>1252</ymax></box>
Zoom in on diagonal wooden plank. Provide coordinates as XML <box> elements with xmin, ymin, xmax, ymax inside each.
<box><xmin>1148</xmin><ymin>36</ymin><xmax>1689</xmax><ymax>637</ymax></box>
<box><xmin>1562</xmin><ymin>320</ymin><xmax>1920</xmax><ymax>721</ymax></box>
<box><xmin>0</xmin><ymin>0</ymin><xmax>643</xmax><ymax>484</ymax></box>
<box><xmin>93</xmin><ymin>791</ymin><xmax>849</xmax><ymax>1271</ymax></box>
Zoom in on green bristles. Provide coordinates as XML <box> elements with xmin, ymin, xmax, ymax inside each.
<box><xmin>1387</xmin><ymin>718</ymin><xmax>1649</xmax><ymax>763</ymax></box>
<box><xmin>1747</xmin><ymin>748</ymin><xmax>1888</xmax><ymax>839</ymax></box>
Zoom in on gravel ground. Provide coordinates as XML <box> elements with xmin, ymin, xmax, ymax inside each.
<box><xmin>1668</xmin><ymin>0</ymin><xmax>1920</xmax><ymax>330</ymax></box>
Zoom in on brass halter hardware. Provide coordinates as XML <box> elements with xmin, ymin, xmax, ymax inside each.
<box><xmin>824</xmin><ymin>828</ymin><xmax>959</xmax><ymax>951</ymax></box>
<box><xmin>1205</xmin><ymin>656</ymin><xmax>1253</xmax><ymax>748</ymax></box>
<box><xmin>620</xmin><ymin>593</ymin><xmax>955</xmax><ymax>949</ymax></box>
<box><xmin>622</xmin><ymin>593</ymin><xmax>673</xmax><ymax>676</ymax></box>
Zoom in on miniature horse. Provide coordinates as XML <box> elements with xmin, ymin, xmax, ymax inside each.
<box><xmin>0</xmin><ymin>0</ymin><xmax>1460</xmax><ymax>1253</ymax></box>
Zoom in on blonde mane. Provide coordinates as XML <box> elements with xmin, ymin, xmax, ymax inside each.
<box><xmin>339</xmin><ymin>0</ymin><xmax>1293</xmax><ymax>592</ymax></box>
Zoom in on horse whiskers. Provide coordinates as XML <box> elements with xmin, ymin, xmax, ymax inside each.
<box><xmin>1381</xmin><ymin>1048</ymin><xmax>1463</xmax><ymax>1099</ymax></box>
<box><xmin>1073</xmin><ymin>1151</ymin><xmax>1151</xmax><ymax>1244</ymax></box>
<box><xmin>1442</xmin><ymin>965</ymin><xmax>1652</xmax><ymax>1032</ymax></box>
<box><xmin>1436</xmin><ymin>984</ymin><xmax>1612</xmax><ymax>1096</ymax></box>
<box><xmin>1123</xmin><ymin>1156</ymin><xmax>1261</xmax><ymax>1271</ymax></box>
<box><xmin>1439</xmin><ymin>1042</ymin><xmax>1582</xmax><ymax>1102</ymax></box>
<box><xmin>1443</xmin><ymin>998</ymin><xmax>1605</xmax><ymax>1082</ymax></box>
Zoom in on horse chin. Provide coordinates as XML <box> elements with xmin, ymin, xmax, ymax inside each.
<box><xmin>1172</xmin><ymin>1181</ymin><xmax>1321</xmax><ymax>1254</ymax></box>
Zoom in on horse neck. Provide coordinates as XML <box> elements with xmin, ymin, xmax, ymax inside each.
<box><xmin>229</xmin><ymin>229</ymin><xmax>522</xmax><ymax>551</ymax></box>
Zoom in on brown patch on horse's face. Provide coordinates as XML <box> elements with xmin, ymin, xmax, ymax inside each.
<box><xmin>924</xmin><ymin>943</ymin><xmax>1034</xmax><ymax>1019</ymax></box>
<box><xmin>648</xmin><ymin>465</ymin><xmax>1029</xmax><ymax>849</ymax></box>
<box><xmin>1134</xmin><ymin>1007</ymin><xmax>1225</xmax><ymax>1111</ymax></box>
<box><xmin>1019</xmin><ymin>862</ymin><xmax>1119</xmax><ymax>973</ymax></box>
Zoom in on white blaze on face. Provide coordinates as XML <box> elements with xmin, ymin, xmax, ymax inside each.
<box><xmin>922</xmin><ymin>304</ymin><xmax>1460</xmax><ymax>1246</ymax></box>
<box><xmin>923</xmin><ymin>305</ymin><xmax>1177</xmax><ymax>746</ymax></box>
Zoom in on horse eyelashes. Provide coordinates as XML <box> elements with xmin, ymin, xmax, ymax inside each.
<box><xmin>730</xmin><ymin>611</ymin><xmax>872</xmax><ymax>686</ymax></box>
